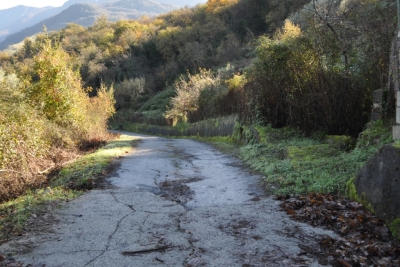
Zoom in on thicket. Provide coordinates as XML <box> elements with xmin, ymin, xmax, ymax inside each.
<box><xmin>161</xmin><ymin>0</ymin><xmax>392</xmax><ymax>137</ymax></box>
<box><xmin>1</xmin><ymin>0</ymin><xmax>308</xmax><ymax>124</ymax></box>
<box><xmin>162</xmin><ymin>0</ymin><xmax>396</xmax><ymax>136</ymax></box>
<box><xmin>0</xmin><ymin>41</ymin><xmax>115</xmax><ymax>202</ymax></box>
<box><xmin>165</xmin><ymin>65</ymin><xmax>236</xmax><ymax>124</ymax></box>
<box><xmin>238</xmin><ymin>0</ymin><xmax>396</xmax><ymax>136</ymax></box>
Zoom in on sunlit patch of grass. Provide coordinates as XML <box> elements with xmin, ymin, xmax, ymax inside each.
<box><xmin>51</xmin><ymin>135</ymin><xmax>137</xmax><ymax>188</ymax></box>
<box><xmin>0</xmin><ymin>134</ymin><xmax>136</xmax><ymax>243</ymax></box>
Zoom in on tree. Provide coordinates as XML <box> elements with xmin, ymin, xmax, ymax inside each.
<box><xmin>26</xmin><ymin>41</ymin><xmax>88</xmax><ymax>130</ymax></box>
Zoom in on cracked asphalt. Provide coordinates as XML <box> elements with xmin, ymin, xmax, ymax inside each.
<box><xmin>0</xmin><ymin>133</ymin><xmax>335</xmax><ymax>266</ymax></box>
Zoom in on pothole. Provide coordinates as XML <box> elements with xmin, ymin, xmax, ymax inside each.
<box><xmin>158</xmin><ymin>177</ymin><xmax>203</xmax><ymax>204</ymax></box>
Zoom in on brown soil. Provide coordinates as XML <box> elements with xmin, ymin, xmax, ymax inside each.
<box><xmin>158</xmin><ymin>178</ymin><xmax>203</xmax><ymax>204</ymax></box>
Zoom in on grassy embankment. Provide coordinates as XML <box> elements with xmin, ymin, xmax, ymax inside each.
<box><xmin>0</xmin><ymin>134</ymin><xmax>137</xmax><ymax>243</ymax></box>
<box><xmin>118</xmin><ymin>119</ymin><xmax>393</xmax><ymax>197</ymax></box>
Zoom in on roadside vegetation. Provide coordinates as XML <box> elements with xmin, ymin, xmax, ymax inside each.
<box><xmin>0</xmin><ymin>35</ymin><xmax>120</xmax><ymax>243</ymax></box>
<box><xmin>0</xmin><ymin>41</ymin><xmax>115</xmax><ymax>203</ymax></box>
<box><xmin>0</xmin><ymin>134</ymin><xmax>137</xmax><ymax>243</ymax></box>
<box><xmin>118</xmin><ymin>118</ymin><xmax>392</xmax><ymax>196</ymax></box>
<box><xmin>0</xmin><ymin>0</ymin><xmax>398</xmax><ymax>241</ymax></box>
<box><xmin>233</xmin><ymin>121</ymin><xmax>393</xmax><ymax>195</ymax></box>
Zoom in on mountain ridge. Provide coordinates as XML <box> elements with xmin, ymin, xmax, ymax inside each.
<box><xmin>0</xmin><ymin>0</ymin><xmax>178</xmax><ymax>50</ymax></box>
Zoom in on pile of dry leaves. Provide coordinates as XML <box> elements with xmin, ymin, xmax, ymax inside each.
<box><xmin>278</xmin><ymin>193</ymin><xmax>400</xmax><ymax>266</ymax></box>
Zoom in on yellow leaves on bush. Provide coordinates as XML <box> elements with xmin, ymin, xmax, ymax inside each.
<box><xmin>0</xmin><ymin>41</ymin><xmax>116</xmax><ymax>202</ymax></box>
<box><xmin>27</xmin><ymin>41</ymin><xmax>87</xmax><ymax>130</ymax></box>
<box><xmin>274</xmin><ymin>20</ymin><xmax>302</xmax><ymax>42</ymax></box>
<box><xmin>27</xmin><ymin>41</ymin><xmax>115</xmax><ymax>140</ymax></box>
<box><xmin>227</xmin><ymin>74</ymin><xmax>246</xmax><ymax>90</ymax></box>
<box><xmin>206</xmin><ymin>0</ymin><xmax>238</xmax><ymax>12</ymax></box>
<box><xmin>84</xmin><ymin>83</ymin><xmax>115</xmax><ymax>140</ymax></box>
<box><xmin>0</xmin><ymin>69</ymin><xmax>51</xmax><ymax>201</ymax></box>
<box><xmin>165</xmin><ymin>68</ymin><xmax>223</xmax><ymax>125</ymax></box>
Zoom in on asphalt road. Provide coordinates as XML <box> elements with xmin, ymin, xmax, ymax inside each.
<box><xmin>0</xmin><ymin>133</ymin><xmax>335</xmax><ymax>266</ymax></box>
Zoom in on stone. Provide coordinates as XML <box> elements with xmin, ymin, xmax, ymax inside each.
<box><xmin>396</xmin><ymin>91</ymin><xmax>400</xmax><ymax>107</ymax></box>
<box><xmin>354</xmin><ymin>145</ymin><xmax>400</xmax><ymax>225</ymax></box>
<box><xmin>325</xmin><ymin>135</ymin><xmax>356</xmax><ymax>151</ymax></box>
<box><xmin>394</xmin><ymin>125</ymin><xmax>400</xmax><ymax>140</ymax></box>
<box><xmin>371</xmin><ymin>111</ymin><xmax>381</xmax><ymax>122</ymax></box>
<box><xmin>397</xmin><ymin>107</ymin><xmax>400</xmax><ymax>124</ymax></box>
<box><xmin>373</xmin><ymin>89</ymin><xmax>383</xmax><ymax>104</ymax></box>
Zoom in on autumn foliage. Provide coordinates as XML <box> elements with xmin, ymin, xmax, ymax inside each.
<box><xmin>0</xmin><ymin>41</ymin><xmax>115</xmax><ymax>202</ymax></box>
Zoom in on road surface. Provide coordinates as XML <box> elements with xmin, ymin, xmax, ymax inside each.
<box><xmin>0</xmin><ymin>133</ymin><xmax>334</xmax><ymax>266</ymax></box>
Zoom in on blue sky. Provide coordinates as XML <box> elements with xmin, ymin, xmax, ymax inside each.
<box><xmin>0</xmin><ymin>1</ymin><xmax>67</xmax><ymax>10</ymax></box>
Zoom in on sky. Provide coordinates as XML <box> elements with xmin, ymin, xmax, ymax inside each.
<box><xmin>0</xmin><ymin>1</ymin><xmax>68</xmax><ymax>10</ymax></box>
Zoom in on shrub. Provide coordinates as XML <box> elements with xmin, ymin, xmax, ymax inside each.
<box><xmin>242</xmin><ymin>20</ymin><xmax>370</xmax><ymax>135</ymax></box>
<box><xmin>113</xmin><ymin>77</ymin><xmax>145</xmax><ymax>109</ymax></box>
<box><xmin>0</xmin><ymin>69</ymin><xmax>50</xmax><ymax>201</ymax></box>
<box><xmin>165</xmin><ymin>69</ymin><xmax>222</xmax><ymax>124</ymax></box>
<box><xmin>165</xmin><ymin>65</ymin><xmax>236</xmax><ymax>124</ymax></box>
<box><xmin>84</xmin><ymin>83</ymin><xmax>116</xmax><ymax>141</ymax></box>
<box><xmin>26</xmin><ymin>41</ymin><xmax>89</xmax><ymax>134</ymax></box>
<box><xmin>0</xmin><ymin>42</ymin><xmax>116</xmax><ymax>202</ymax></box>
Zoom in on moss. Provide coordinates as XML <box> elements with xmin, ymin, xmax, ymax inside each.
<box><xmin>232</xmin><ymin>123</ymin><xmax>243</xmax><ymax>143</ymax></box>
<box><xmin>254</xmin><ymin>126</ymin><xmax>268</xmax><ymax>144</ymax></box>
<box><xmin>393</xmin><ymin>140</ymin><xmax>400</xmax><ymax>148</ymax></box>
<box><xmin>346</xmin><ymin>177</ymin><xmax>361</xmax><ymax>202</ymax></box>
<box><xmin>389</xmin><ymin>218</ymin><xmax>400</xmax><ymax>240</ymax></box>
<box><xmin>285</xmin><ymin>145</ymin><xmax>340</xmax><ymax>166</ymax></box>
<box><xmin>345</xmin><ymin>177</ymin><xmax>375</xmax><ymax>213</ymax></box>
<box><xmin>357</xmin><ymin>120</ymin><xmax>393</xmax><ymax>149</ymax></box>
<box><xmin>326</xmin><ymin>135</ymin><xmax>356</xmax><ymax>151</ymax></box>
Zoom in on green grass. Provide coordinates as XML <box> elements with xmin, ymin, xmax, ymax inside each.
<box><xmin>51</xmin><ymin>135</ymin><xmax>137</xmax><ymax>188</ymax></box>
<box><xmin>119</xmin><ymin>119</ymin><xmax>391</xmax><ymax>197</ymax></box>
<box><xmin>0</xmin><ymin>134</ymin><xmax>137</xmax><ymax>243</ymax></box>
<box><xmin>138</xmin><ymin>86</ymin><xmax>176</xmax><ymax>112</ymax></box>
<box><xmin>195</xmin><ymin>122</ymin><xmax>393</xmax><ymax>196</ymax></box>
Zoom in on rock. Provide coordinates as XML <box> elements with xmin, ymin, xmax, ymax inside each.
<box><xmin>325</xmin><ymin>135</ymin><xmax>356</xmax><ymax>151</ymax></box>
<box><xmin>354</xmin><ymin>145</ymin><xmax>400</xmax><ymax>238</ymax></box>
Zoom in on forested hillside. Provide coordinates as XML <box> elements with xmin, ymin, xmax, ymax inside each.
<box><xmin>0</xmin><ymin>0</ymin><xmax>396</xmax><ymax>201</ymax></box>
<box><xmin>0</xmin><ymin>0</ymin><xmax>177</xmax><ymax>50</ymax></box>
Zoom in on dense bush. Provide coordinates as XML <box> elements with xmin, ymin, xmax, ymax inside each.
<box><xmin>165</xmin><ymin>65</ymin><xmax>235</xmax><ymax>124</ymax></box>
<box><xmin>241</xmin><ymin>21</ymin><xmax>368</xmax><ymax>134</ymax></box>
<box><xmin>239</xmin><ymin>0</ymin><xmax>395</xmax><ymax>135</ymax></box>
<box><xmin>113</xmin><ymin>77</ymin><xmax>145</xmax><ymax>109</ymax></box>
<box><xmin>0</xmin><ymin>41</ymin><xmax>115</xmax><ymax>202</ymax></box>
<box><xmin>0</xmin><ymin>69</ymin><xmax>50</xmax><ymax>200</ymax></box>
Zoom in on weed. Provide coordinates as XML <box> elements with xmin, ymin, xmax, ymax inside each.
<box><xmin>247</xmin><ymin>123</ymin><xmax>392</xmax><ymax>195</ymax></box>
<box><xmin>51</xmin><ymin>135</ymin><xmax>137</xmax><ymax>189</ymax></box>
<box><xmin>389</xmin><ymin>219</ymin><xmax>400</xmax><ymax>240</ymax></box>
<box><xmin>202</xmin><ymin>123</ymin><xmax>392</xmax><ymax>196</ymax></box>
<box><xmin>0</xmin><ymin>134</ymin><xmax>136</xmax><ymax>243</ymax></box>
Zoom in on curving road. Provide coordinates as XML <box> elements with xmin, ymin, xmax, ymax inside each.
<box><xmin>0</xmin><ymin>133</ymin><xmax>334</xmax><ymax>266</ymax></box>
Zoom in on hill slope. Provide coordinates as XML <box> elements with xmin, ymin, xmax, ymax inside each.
<box><xmin>0</xmin><ymin>0</ymin><xmax>177</xmax><ymax>49</ymax></box>
<box><xmin>0</xmin><ymin>6</ymin><xmax>59</xmax><ymax>42</ymax></box>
